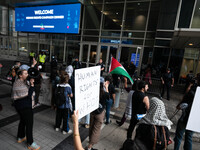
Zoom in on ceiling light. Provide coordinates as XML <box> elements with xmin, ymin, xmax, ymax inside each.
<box><xmin>188</xmin><ymin>43</ymin><xmax>193</xmax><ymax>46</ymax></box>
<box><xmin>116</xmin><ymin>12</ymin><xmax>119</xmax><ymax>15</ymax></box>
<box><xmin>138</xmin><ymin>3</ymin><xmax>140</xmax><ymax>5</ymax></box>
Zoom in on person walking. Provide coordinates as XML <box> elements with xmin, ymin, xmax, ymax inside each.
<box><xmin>161</xmin><ymin>68</ymin><xmax>174</xmax><ymax>100</ymax></box>
<box><xmin>127</xmin><ymin>80</ymin><xmax>149</xmax><ymax>139</ymax></box>
<box><xmin>12</xmin><ymin>69</ymin><xmax>40</xmax><ymax>150</ymax></box>
<box><xmin>85</xmin><ymin>78</ymin><xmax>109</xmax><ymax>150</ymax></box>
<box><xmin>55</xmin><ymin>72</ymin><xmax>73</xmax><ymax>134</ymax></box>
<box><xmin>174</xmin><ymin>73</ymin><xmax>200</xmax><ymax>150</ymax></box>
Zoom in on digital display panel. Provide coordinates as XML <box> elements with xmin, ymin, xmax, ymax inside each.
<box><xmin>15</xmin><ymin>4</ymin><xmax>81</xmax><ymax>33</ymax></box>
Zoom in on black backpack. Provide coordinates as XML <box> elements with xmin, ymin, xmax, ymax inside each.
<box><xmin>135</xmin><ymin>124</ymin><xmax>170</xmax><ymax>150</ymax></box>
<box><xmin>54</xmin><ymin>86</ymin><xmax>66</xmax><ymax>107</ymax></box>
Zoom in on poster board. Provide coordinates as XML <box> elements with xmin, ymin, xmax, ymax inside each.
<box><xmin>75</xmin><ymin>66</ymin><xmax>100</xmax><ymax>119</ymax></box>
<box><xmin>186</xmin><ymin>87</ymin><xmax>200</xmax><ymax>133</ymax></box>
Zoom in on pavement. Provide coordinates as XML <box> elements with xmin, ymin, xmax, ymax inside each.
<box><xmin>0</xmin><ymin>58</ymin><xmax>200</xmax><ymax>150</ymax></box>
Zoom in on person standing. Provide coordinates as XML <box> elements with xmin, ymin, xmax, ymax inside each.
<box><xmin>72</xmin><ymin>57</ymin><xmax>82</xmax><ymax>70</ymax></box>
<box><xmin>85</xmin><ymin>78</ymin><xmax>109</xmax><ymax>150</ymax></box>
<box><xmin>38</xmin><ymin>52</ymin><xmax>46</xmax><ymax>72</ymax></box>
<box><xmin>104</xmin><ymin>76</ymin><xmax>115</xmax><ymax>124</ymax></box>
<box><xmin>96</xmin><ymin>58</ymin><xmax>105</xmax><ymax>77</ymax></box>
<box><xmin>127</xmin><ymin>80</ymin><xmax>149</xmax><ymax>139</ymax></box>
<box><xmin>161</xmin><ymin>68</ymin><xmax>174</xmax><ymax>100</ymax></box>
<box><xmin>12</xmin><ymin>69</ymin><xmax>40</xmax><ymax>150</ymax></box>
<box><xmin>174</xmin><ymin>73</ymin><xmax>200</xmax><ymax>150</ymax></box>
<box><xmin>29</xmin><ymin>51</ymin><xmax>35</xmax><ymax>66</ymax></box>
<box><xmin>55</xmin><ymin>72</ymin><xmax>73</xmax><ymax>134</ymax></box>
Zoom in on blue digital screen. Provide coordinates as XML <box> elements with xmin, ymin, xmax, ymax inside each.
<box><xmin>131</xmin><ymin>53</ymin><xmax>140</xmax><ymax>67</ymax></box>
<box><xmin>15</xmin><ymin>4</ymin><xmax>81</xmax><ymax>33</ymax></box>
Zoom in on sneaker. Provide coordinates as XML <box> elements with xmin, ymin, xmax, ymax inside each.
<box><xmin>17</xmin><ymin>137</ymin><xmax>26</xmax><ymax>143</ymax></box>
<box><xmin>55</xmin><ymin>128</ymin><xmax>59</xmax><ymax>132</ymax></box>
<box><xmin>85</xmin><ymin>124</ymin><xmax>90</xmax><ymax>128</ymax></box>
<box><xmin>62</xmin><ymin>131</ymin><xmax>67</xmax><ymax>135</ymax></box>
<box><xmin>67</xmin><ymin>129</ymin><xmax>72</xmax><ymax>134</ymax></box>
<box><xmin>105</xmin><ymin>120</ymin><xmax>112</xmax><ymax>125</ymax></box>
<box><xmin>28</xmin><ymin>142</ymin><xmax>40</xmax><ymax>150</ymax></box>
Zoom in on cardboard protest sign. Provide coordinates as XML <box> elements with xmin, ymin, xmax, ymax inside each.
<box><xmin>186</xmin><ymin>87</ymin><xmax>200</xmax><ymax>133</ymax></box>
<box><xmin>75</xmin><ymin>66</ymin><xmax>100</xmax><ymax>119</ymax></box>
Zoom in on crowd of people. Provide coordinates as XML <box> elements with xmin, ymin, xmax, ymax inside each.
<box><xmin>3</xmin><ymin>54</ymin><xmax>199</xmax><ymax>150</ymax></box>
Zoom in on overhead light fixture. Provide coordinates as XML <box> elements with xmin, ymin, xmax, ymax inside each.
<box><xmin>116</xmin><ymin>12</ymin><xmax>119</xmax><ymax>15</ymax></box>
<box><xmin>188</xmin><ymin>43</ymin><xmax>193</xmax><ymax>46</ymax></box>
<box><xmin>138</xmin><ymin>3</ymin><xmax>140</xmax><ymax>5</ymax></box>
<box><xmin>112</xmin><ymin>19</ymin><xmax>117</xmax><ymax>22</ymax></box>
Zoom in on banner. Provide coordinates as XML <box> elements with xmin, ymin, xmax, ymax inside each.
<box><xmin>75</xmin><ymin>66</ymin><xmax>100</xmax><ymax>119</ymax></box>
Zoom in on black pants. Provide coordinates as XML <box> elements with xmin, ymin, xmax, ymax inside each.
<box><xmin>127</xmin><ymin>115</ymin><xmax>138</xmax><ymax>139</ymax></box>
<box><xmin>34</xmin><ymin>84</ymin><xmax>41</xmax><ymax>104</ymax></box>
<box><xmin>55</xmin><ymin>108</ymin><xmax>70</xmax><ymax>132</ymax></box>
<box><xmin>17</xmin><ymin>108</ymin><xmax>33</xmax><ymax>145</ymax></box>
<box><xmin>161</xmin><ymin>83</ymin><xmax>171</xmax><ymax>100</ymax></box>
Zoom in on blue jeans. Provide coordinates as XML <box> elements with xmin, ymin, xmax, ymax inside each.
<box><xmin>79</xmin><ymin>113</ymin><xmax>90</xmax><ymax>125</ymax></box>
<box><xmin>174</xmin><ymin>120</ymin><xmax>194</xmax><ymax>150</ymax></box>
<box><xmin>106</xmin><ymin>99</ymin><xmax>113</xmax><ymax>123</ymax></box>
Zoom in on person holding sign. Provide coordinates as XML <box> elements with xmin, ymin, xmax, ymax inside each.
<box><xmin>174</xmin><ymin>73</ymin><xmax>200</xmax><ymax>150</ymax></box>
<box><xmin>85</xmin><ymin>77</ymin><xmax>109</xmax><ymax>150</ymax></box>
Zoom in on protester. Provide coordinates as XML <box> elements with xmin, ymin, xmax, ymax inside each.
<box><xmin>96</xmin><ymin>58</ymin><xmax>105</xmax><ymax>77</ymax></box>
<box><xmin>55</xmin><ymin>72</ymin><xmax>73</xmax><ymax>134</ymax></box>
<box><xmin>127</xmin><ymin>80</ymin><xmax>149</xmax><ymax>139</ymax></box>
<box><xmin>65</xmin><ymin>65</ymin><xmax>75</xmax><ymax>111</ymax></box>
<box><xmin>174</xmin><ymin>73</ymin><xmax>200</xmax><ymax>150</ymax></box>
<box><xmin>123</xmin><ymin>97</ymin><xmax>172</xmax><ymax>150</ymax></box>
<box><xmin>144</xmin><ymin>66</ymin><xmax>152</xmax><ymax>85</ymax></box>
<box><xmin>29</xmin><ymin>51</ymin><xmax>35</xmax><ymax>65</ymax></box>
<box><xmin>104</xmin><ymin>76</ymin><xmax>115</xmax><ymax>124</ymax></box>
<box><xmin>184</xmin><ymin>70</ymin><xmax>194</xmax><ymax>93</ymax></box>
<box><xmin>72</xmin><ymin>110</ymin><xmax>84</xmax><ymax>150</ymax></box>
<box><xmin>7</xmin><ymin>61</ymin><xmax>21</xmax><ymax>85</ymax></box>
<box><xmin>12</xmin><ymin>69</ymin><xmax>40</xmax><ymax>150</ymax></box>
<box><xmin>85</xmin><ymin>77</ymin><xmax>109</xmax><ymax>150</ymax></box>
<box><xmin>161</xmin><ymin>68</ymin><xmax>174</xmax><ymax>100</ymax></box>
<box><xmin>116</xmin><ymin>79</ymin><xmax>138</xmax><ymax>126</ymax></box>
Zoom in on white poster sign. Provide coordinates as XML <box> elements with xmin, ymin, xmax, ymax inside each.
<box><xmin>186</xmin><ymin>87</ymin><xmax>200</xmax><ymax>133</ymax></box>
<box><xmin>75</xmin><ymin>66</ymin><xmax>100</xmax><ymax>119</ymax></box>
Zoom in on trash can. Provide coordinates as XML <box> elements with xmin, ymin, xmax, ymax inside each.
<box><xmin>113</xmin><ymin>88</ymin><xmax>121</xmax><ymax>108</ymax></box>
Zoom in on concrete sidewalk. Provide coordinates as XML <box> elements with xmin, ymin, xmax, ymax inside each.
<box><xmin>0</xmin><ymin>58</ymin><xmax>200</xmax><ymax>150</ymax></box>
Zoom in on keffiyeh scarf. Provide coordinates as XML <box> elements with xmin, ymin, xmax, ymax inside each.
<box><xmin>12</xmin><ymin>79</ymin><xmax>29</xmax><ymax>100</ymax></box>
<box><xmin>138</xmin><ymin>97</ymin><xmax>173</xmax><ymax>130</ymax></box>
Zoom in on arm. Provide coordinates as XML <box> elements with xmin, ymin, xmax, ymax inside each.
<box><xmin>143</xmin><ymin>96</ymin><xmax>149</xmax><ymax>110</ymax></box>
<box><xmin>171</xmin><ymin>78</ymin><xmax>174</xmax><ymax>87</ymax></box>
<box><xmin>112</xmin><ymin>94</ymin><xmax>115</xmax><ymax>104</ymax></box>
<box><xmin>72</xmin><ymin>110</ymin><xmax>84</xmax><ymax>150</ymax></box>
<box><xmin>161</xmin><ymin>77</ymin><xmax>164</xmax><ymax>84</ymax></box>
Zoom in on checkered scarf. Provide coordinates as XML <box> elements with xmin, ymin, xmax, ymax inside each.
<box><xmin>138</xmin><ymin>97</ymin><xmax>172</xmax><ymax>129</ymax></box>
<box><xmin>12</xmin><ymin>79</ymin><xmax>29</xmax><ymax>100</ymax></box>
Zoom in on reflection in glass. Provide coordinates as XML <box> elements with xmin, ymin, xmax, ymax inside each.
<box><xmin>191</xmin><ymin>0</ymin><xmax>200</xmax><ymax>28</ymax></box>
<box><xmin>124</xmin><ymin>2</ymin><xmax>149</xmax><ymax>30</ymax></box>
<box><xmin>102</xmin><ymin>3</ymin><xmax>124</xmax><ymax>30</ymax></box>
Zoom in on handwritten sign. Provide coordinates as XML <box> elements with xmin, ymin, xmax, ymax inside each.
<box><xmin>186</xmin><ymin>87</ymin><xmax>200</xmax><ymax>133</ymax></box>
<box><xmin>75</xmin><ymin>66</ymin><xmax>100</xmax><ymax>119</ymax></box>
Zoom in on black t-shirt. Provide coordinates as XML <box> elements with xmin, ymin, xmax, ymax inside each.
<box><xmin>132</xmin><ymin>91</ymin><xmax>146</xmax><ymax>115</ymax></box>
<box><xmin>96</xmin><ymin>63</ymin><xmax>105</xmax><ymax>76</ymax></box>
<box><xmin>108</xmin><ymin>84</ymin><xmax>115</xmax><ymax>100</ymax></box>
<box><xmin>72</xmin><ymin>61</ymin><xmax>82</xmax><ymax>69</ymax></box>
<box><xmin>162</xmin><ymin>72</ymin><xmax>174</xmax><ymax>84</ymax></box>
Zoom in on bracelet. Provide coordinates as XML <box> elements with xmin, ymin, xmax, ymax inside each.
<box><xmin>74</xmin><ymin>134</ymin><xmax>80</xmax><ymax>137</ymax></box>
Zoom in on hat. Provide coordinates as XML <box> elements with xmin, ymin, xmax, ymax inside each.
<box><xmin>100</xmin><ymin>77</ymin><xmax>104</xmax><ymax>83</ymax></box>
<box><xmin>19</xmin><ymin>64</ymin><xmax>30</xmax><ymax>71</ymax></box>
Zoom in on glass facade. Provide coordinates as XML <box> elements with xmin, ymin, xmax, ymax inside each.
<box><xmin>2</xmin><ymin>0</ymin><xmax>200</xmax><ymax>82</ymax></box>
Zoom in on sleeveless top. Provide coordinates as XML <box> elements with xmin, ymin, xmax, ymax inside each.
<box><xmin>132</xmin><ymin>91</ymin><xmax>146</xmax><ymax>115</ymax></box>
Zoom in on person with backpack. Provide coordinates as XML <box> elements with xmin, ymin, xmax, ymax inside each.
<box><xmin>174</xmin><ymin>73</ymin><xmax>200</xmax><ymax>150</ymax></box>
<box><xmin>121</xmin><ymin>97</ymin><xmax>172</xmax><ymax>150</ymax></box>
<box><xmin>54</xmin><ymin>72</ymin><xmax>73</xmax><ymax>134</ymax></box>
<box><xmin>85</xmin><ymin>77</ymin><xmax>109</xmax><ymax>150</ymax></box>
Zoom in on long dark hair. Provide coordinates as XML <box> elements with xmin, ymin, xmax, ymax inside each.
<box><xmin>100</xmin><ymin>83</ymin><xmax>105</xmax><ymax>100</ymax></box>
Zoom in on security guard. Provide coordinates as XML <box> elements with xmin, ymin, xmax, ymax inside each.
<box><xmin>29</xmin><ymin>51</ymin><xmax>35</xmax><ymax>65</ymax></box>
<box><xmin>39</xmin><ymin>52</ymin><xmax>46</xmax><ymax>72</ymax></box>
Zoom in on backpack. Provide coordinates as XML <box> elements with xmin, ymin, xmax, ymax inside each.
<box><xmin>54</xmin><ymin>86</ymin><xmax>66</xmax><ymax>107</ymax></box>
<box><xmin>135</xmin><ymin>124</ymin><xmax>170</xmax><ymax>150</ymax></box>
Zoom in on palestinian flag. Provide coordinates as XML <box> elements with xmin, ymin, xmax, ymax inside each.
<box><xmin>109</xmin><ymin>57</ymin><xmax>134</xmax><ymax>84</ymax></box>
